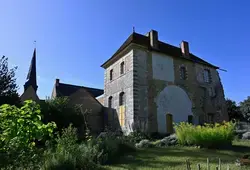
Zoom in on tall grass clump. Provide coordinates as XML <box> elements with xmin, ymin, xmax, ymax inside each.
<box><xmin>174</xmin><ymin>121</ymin><xmax>235</xmax><ymax>148</ymax></box>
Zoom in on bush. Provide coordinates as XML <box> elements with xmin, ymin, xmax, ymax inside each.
<box><xmin>135</xmin><ymin>139</ymin><xmax>153</xmax><ymax>148</ymax></box>
<box><xmin>0</xmin><ymin>100</ymin><xmax>56</xmax><ymax>169</ymax></box>
<box><xmin>43</xmin><ymin>125</ymin><xmax>99</xmax><ymax>170</ymax></box>
<box><xmin>152</xmin><ymin>134</ymin><xmax>177</xmax><ymax>147</ymax></box>
<box><xmin>174</xmin><ymin>121</ymin><xmax>235</xmax><ymax>148</ymax></box>
<box><xmin>43</xmin><ymin>125</ymin><xmax>135</xmax><ymax>169</ymax></box>
<box><xmin>242</xmin><ymin>132</ymin><xmax>250</xmax><ymax>140</ymax></box>
<box><xmin>41</xmin><ymin>97</ymin><xmax>85</xmax><ymax>134</ymax></box>
<box><xmin>93</xmin><ymin>135</ymin><xmax>136</xmax><ymax>164</ymax></box>
<box><xmin>126</xmin><ymin>131</ymin><xmax>150</xmax><ymax>143</ymax></box>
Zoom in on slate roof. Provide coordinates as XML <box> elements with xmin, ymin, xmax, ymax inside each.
<box><xmin>55</xmin><ymin>83</ymin><xmax>104</xmax><ymax>98</ymax></box>
<box><xmin>101</xmin><ymin>32</ymin><xmax>219</xmax><ymax>69</ymax></box>
<box><xmin>24</xmin><ymin>48</ymin><xmax>38</xmax><ymax>92</ymax></box>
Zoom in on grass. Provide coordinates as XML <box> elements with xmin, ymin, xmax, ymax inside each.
<box><xmin>104</xmin><ymin>140</ymin><xmax>250</xmax><ymax>170</ymax></box>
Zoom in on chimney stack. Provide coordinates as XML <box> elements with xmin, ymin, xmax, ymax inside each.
<box><xmin>149</xmin><ymin>30</ymin><xmax>158</xmax><ymax>49</ymax></box>
<box><xmin>55</xmin><ymin>79</ymin><xmax>60</xmax><ymax>86</ymax></box>
<box><xmin>181</xmin><ymin>41</ymin><xmax>189</xmax><ymax>56</ymax></box>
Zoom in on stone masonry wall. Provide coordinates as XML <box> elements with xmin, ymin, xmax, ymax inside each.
<box><xmin>174</xmin><ymin>57</ymin><xmax>228</xmax><ymax>124</ymax></box>
<box><xmin>133</xmin><ymin>47</ymin><xmax>150</xmax><ymax>132</ymax></box>
<box><xmin>104</xmin><ymin>49</ymin><xmax>134</xmax><ymax>134</ymax></box>
<box><xmin>132</xmin><ymin>50</ymin><xmax>228</xmax><ymax>133</ymax></box>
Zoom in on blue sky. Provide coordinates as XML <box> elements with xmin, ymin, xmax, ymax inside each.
<box><xmin>0</xmin><ymin>0</ymin><xmax>249</xmax><ymax>103</ymax></box>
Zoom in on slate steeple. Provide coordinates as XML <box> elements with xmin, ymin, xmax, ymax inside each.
<box><xmin>24</xmin><ymin>48</ymin><xmax>38</xmax><ymax>92</ymax></box>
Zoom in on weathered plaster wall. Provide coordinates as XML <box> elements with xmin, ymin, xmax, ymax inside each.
<box><xmin>104</xmin><ymin>49</ymin><xmax>134</xmax><ymax>133</ymax></box>
<box><xmin>152</xmin><ymin>52</ymin><xmax>175</xmax><ymax>82</ymax></box>
<box><xmin>173</xmin><ymin>58</ymin><xmax>200</xmax><ymax>124</ymax></box>
<box><xmin>150</xmin><ymin>53</ymin><xmax>194</xmax><ymax>133</ymax></box>
<box><xmin>156</xmin><ymin>85</ymin><xmax>192</xmax><ymax>134</ymax></box>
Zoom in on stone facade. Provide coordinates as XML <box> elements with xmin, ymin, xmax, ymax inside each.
<box><xmin>104</xmin><ymin>48</ymin><xmax>134</xmax><ymax>133</ymax></box>
<box><xmin>102</xmin><ymin>30</ymin><xmax>228</xmax><ymax>134</ymax></box>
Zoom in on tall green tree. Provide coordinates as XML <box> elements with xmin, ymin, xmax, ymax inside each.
<box><xmin>226</xmin><ymin>98</ymin><xmax>243</xmax><ymax>121</ymax></box>
<box><xmin>0</xmin><ymin>56</ymin><xmax>20</xmax><ymax>105</ymax></box>
<box><xmin>240</xmin><ymin>96</ymin><xmax>250</xmax><ymax>122</ymax></box>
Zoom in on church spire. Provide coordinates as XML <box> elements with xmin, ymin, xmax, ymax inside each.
<box><xmin>24</xmin><ymin>48</ymin><xmax>38</xmax><ymax>92</ymax></box>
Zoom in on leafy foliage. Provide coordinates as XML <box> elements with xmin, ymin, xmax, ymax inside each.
<box><xmin>174</xmin><ymin>122</ymin><xmax>235</xmax><ymax>148</ymax></box>
<box><xmin>156</xmin><ymin>134</ymin><xmax>178</xmax><ymax>147</ymax></box>
<box><xmin>43</xmin><ymin>125</ymin><xmax>135</xmax><ymax>169</ymax></box>
<box><xmin>242</xmin><ymin>132</ymin><xmax>250</xmax><ymax>140</ymax></box>
<box><xmin>135</xmin><ymin>139</ymin><xmax>153</xmax><ymax>148</ymax></box>
<box><xmin>41</xmin><ymin>97</ymin><xmax>85</xmax><ymax>133</ymax></box>
<box><xmin>240</xmin><ymin>96</ymin><xmax>250</xmax><ymax>122</ymax></box>
<box><xmin>43</xmin><ymin>125</ymin><xmax>98</xmax><ymax>170</ymax></box>
<box><xmin>0</xmin><ymin>56</ymin><xmax>20</xmax><ymax>106</ymax></box>
<box><xmin>125</xmin><ymin>131</ymin><xmax>151</xmax><ymax>143</ymax></box>
<box><xmin>226</xmin><ymin>98</ymin><xmax>243</xmax><ymax>121</ymax></box>
<box><xmin>0</xmin><ymin>100</ymin><xmax>56</xmax><ymax>151</ymax></box>
<box><xmin>0</xmin><ymin>100</ymin><xmax>56</xmax><ymax>169</ymax></box>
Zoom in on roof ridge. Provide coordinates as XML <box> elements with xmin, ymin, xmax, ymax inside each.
<box><xmin>58</xmin><ymin>82</ymin><xmax>103</xmax><ymax>90</ymax></box>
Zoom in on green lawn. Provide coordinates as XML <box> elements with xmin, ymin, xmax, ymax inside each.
<box><xmin>105</xmin><ymin>140</ymin><xmax>250</xmax><ymax>170</ymax></box>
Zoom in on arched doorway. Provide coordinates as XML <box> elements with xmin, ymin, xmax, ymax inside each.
<box><xmin>156</xmin><ymin>85</ymin><xmax>193</xmax><ymax>134</ymax></box>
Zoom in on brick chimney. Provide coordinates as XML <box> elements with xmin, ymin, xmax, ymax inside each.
<box><xmin>181</xmin><ymin>41</ymin><xmax>189</xmax><ymax>56</ymax></box>
<box><xmin>149</xmin><ymin>30</ymin><xmax>158</xmax><ymax>49</ymax></box>
<box><xmin>55</xmin><ymin>79</ymin><xmax>60</xmax><ymax>86</ymax></box>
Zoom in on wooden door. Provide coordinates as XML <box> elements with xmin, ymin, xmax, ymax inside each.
<box><xmin>166</xmin><ymin>113</ymin><xmax>173</xmax><ymax>134</ymax></box>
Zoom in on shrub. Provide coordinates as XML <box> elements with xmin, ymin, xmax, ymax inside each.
<box><xmin>242</xmin><ymin>132</ymin><xmax>250</xmax><ymax>140</ymax></box>
<box><xmin>0</xmin><ymin>100</ymin><xmax>56</xmax><ymax>169</ymax></box>
<box><xmin>174</xmin><ymin>121</ymin><xmax>235</xmax><ymax>148</ymax></box>
<box><xmin>93</xmin><ymin>135</ymin><xmax>136</xmax><ymax>164</ymax></box>
<box><xmin>41</xmin><ymin>97</ymin><xmax>85</xmax><ymax>134</ymax></box>
<box><xmin>43</xmin><ymin>125</ymin><xmax>136</xmax><ymax>169</ymax></box>
<box><xmin>126</xmin><ymin>131</ymin><xmax>150</xmax><ymax>143</ymax></box>
<box><xmin>154</xmin><ymin>134</ymin><xmax>178</xmax><ymax>147</ymax></box>
<box><xmin>0</xmin><ymin>100</ymin><xmax>56</xmax><ymax>151</ymax></box>
<box><xmin>135</xmin><ymin>139</ymin><xmax>153</xmax><ymax>148</ymax></box>
<box><xmin>43</xmin><ymin>125</ymin><xmax>98</xmax><ymax>170</ymax></box>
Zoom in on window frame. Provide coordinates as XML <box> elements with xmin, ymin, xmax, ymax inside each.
<box><xmin>119</xmin><ymin>92</ymin><xmax>125</xmax><ymax>106</ymax></box>
<box><xmin>203</xmin><ymin>69</ymin><xmax>211</xmax><ymax>83</ymax></box>
<box><xmin>109</xmin><ymin>69</ymin><xmax>113</xmax><ymax>81</ymax></box>
<box><xmin>120</xmin><ymin>61</ymin><xmax>125</xmax><ymax>75</ymax></box>
<box><xmin>108</xmin><ymin>96</ymin><xmax>112</xmax><ymax>108</ymax></box>
<box><xmin>180</xmin><ymin>66</ymin><xmax>187</xmax><ymax>80</ymax></box>
<box><xmin>207</xmin><ymin>113</ymin><xmax>214</xmax><ymax>123</ymax></box>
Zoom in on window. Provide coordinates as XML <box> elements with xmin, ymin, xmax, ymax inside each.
<box><xmin>207</xmin><ymin>113</ymin><xmax>214</xmax><ymax>123</ymax></box>
<box><xmin>109</xmin><ymin>69</ymin><xmax>113</xmax><ymax>81</ymax></box>
<box><xmin>208</xmin><ymin>87</ymin><xmax>216</xmax><ymax>97</ymax></box>
<box><xmin>108</xmin><ymin>96</ymin><xmax>112</xmax><ymax>108</ymax></box>
<box><xmin>119</xmin><ymin>92</ymin><xmax>125</xmax><ymax>106</ymax></box>
<box><xmin>180</xmin><ymin>66</ymin><xmax>187</xmax><ymax>80</ymax></box>
<box><xmin>120</xmin><ymin>62</ymin><xmax>125</xmax><ymax>75</ymax></box>
<box><xmin>188</xmin><ymin>115</ymin><xmax>193</xmax><ymax>124</ymax></box>
<box><xmin>203</xmin><ymin>69</ymin><xmax>211</xmax><ymax>83</ymax></box>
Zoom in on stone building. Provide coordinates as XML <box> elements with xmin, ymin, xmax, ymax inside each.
<box><xmin>21</xmin><ymin>48</ymin><xmax>104</xmax><ymax>133</ymax></box>
<box><xmin>101</xmin><ymin>29</ymin><xmax>228</xmax><ymax>134</ymax></box>
<box><xmin>51</xmin><ymin>79</ymin><xmax>104</xmax><ymax>133</ymax></box>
